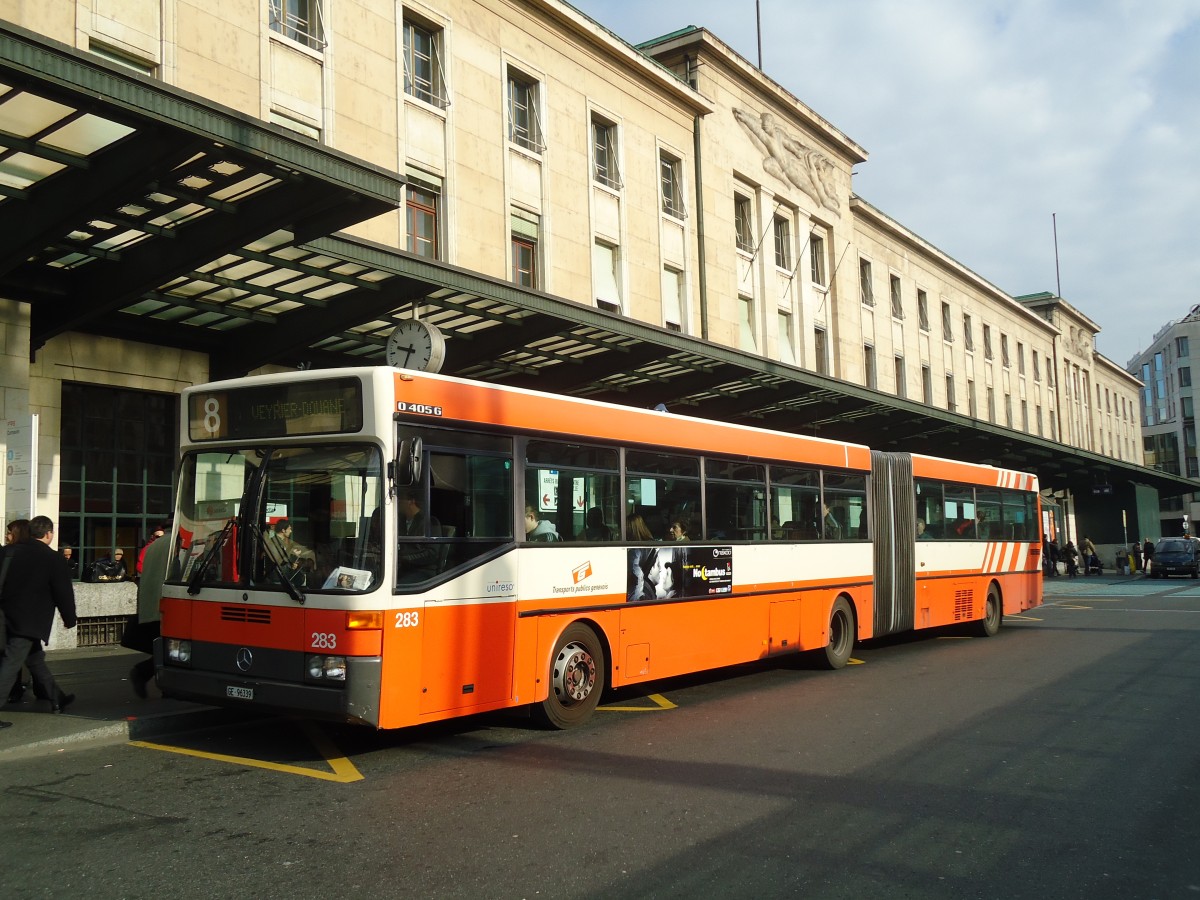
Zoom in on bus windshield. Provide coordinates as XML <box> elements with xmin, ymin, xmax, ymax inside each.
<box><xmin>171</xmin><ymin>444</ymin><xmax>384</xmax><ymax>594</ymax></box>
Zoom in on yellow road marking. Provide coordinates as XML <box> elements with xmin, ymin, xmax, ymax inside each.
<box><xmin>1008</xmin><ymin>614</ymin><xmax>1043</xmax><ymax>621</ymax></box>
<box><xmin>131</xmin><ymin>720</ymin><xmax>363</xmax><ymax>783</ymax></box>
<box><xmin>848</xmin><ymin>657</ymin><xmax>865</xmax><ymax>665</ymax></box>
<box><xmin>598</xmin><ymin>692</ymin><xmax>677</xmax><ymax>712</ymax></box>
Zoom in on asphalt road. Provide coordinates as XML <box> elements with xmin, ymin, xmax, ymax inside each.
<box><xmin>3</xmin><ymin>581</ymin><xmax>1200</xmax><ymax>899</ymax></box>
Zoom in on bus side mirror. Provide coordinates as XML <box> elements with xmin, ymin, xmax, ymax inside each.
<box><xmin>396</xmin><ymin>437</ymin><xmax>423</xmax><ymax>485</ymax></box>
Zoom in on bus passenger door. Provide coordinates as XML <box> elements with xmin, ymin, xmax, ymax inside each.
<box><xmin>419</xmin><ymin>596</ymin><xmax>516</xmax><ymax>715</ymax></box>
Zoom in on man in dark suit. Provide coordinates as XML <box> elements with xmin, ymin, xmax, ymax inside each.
<box><xmin>0</xmin><ymin>515</ymin><xmax>77</xmax><ymax>726</ymax></box>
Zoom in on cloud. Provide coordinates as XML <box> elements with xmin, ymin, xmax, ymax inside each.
<box><xmin>570</xmin><ymin>0</ymin><xmax>1200</xmax><ymax>367</ymax></box>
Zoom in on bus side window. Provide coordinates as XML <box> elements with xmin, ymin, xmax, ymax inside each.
<box><xmin>823</xmin><ymin>471</ymin><xmax>867</xmax><ymax>542</ymax></box>
<box><xmin>525</xmin><ymin>439</ymin><xmax>620</xmax><ymax>544</ymax></box>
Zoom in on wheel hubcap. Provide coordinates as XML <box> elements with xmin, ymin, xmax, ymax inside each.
<box><xmin>552</xmin><ymin>641</ymin><xmax>596</xmax><ymax>703</ymax></box>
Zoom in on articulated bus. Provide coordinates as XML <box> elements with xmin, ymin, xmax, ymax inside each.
<box><xmin>156</xmin><ymin>366</ymin><xmax>1042</xmax><ymax>729</ymax></box>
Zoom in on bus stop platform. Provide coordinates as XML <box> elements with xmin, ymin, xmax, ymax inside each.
<box><xmin>0</xmin><ymin>646</ymin><xmax>231</xmax><ymax>763</ymax></box>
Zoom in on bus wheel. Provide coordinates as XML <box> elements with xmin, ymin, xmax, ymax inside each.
<box><xmin>821</xmin><ymin>597</ymin><xmax>855</xmax><ymax>670</ymax></box>
<box><xmin>974</xmin><ymin>584</ymin><xmax>1002</xmax><ymax>637</ymax></box>
<box><xmin>538</xmin><ymin>623</ymin><xmax>606</xmax><ymax>729</ymax></box>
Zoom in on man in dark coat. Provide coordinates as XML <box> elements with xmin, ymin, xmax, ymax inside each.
<box><xmin>0</xmin><ymin>515</ymin><xmax>77</xmax><ymax>726</ymax></box>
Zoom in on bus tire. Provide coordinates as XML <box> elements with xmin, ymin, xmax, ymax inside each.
<box><xmin>536</xmin><ymin>623</ymin><xmax>606</xmax><ymax>729</ymax></box>
<box><xmin>975</xmin><ymin>584</ymin><xmax>1002</xmax><ymax>637</ymax></box>
<box><xmin>820</xmin><ymin>597</ymin><xmax>855</xmax><ymax>670</ymax></box>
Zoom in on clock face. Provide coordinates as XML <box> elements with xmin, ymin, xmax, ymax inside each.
<box><xmin>386</xmin><ymin>320</ymin><xmax>446</xmax><ymax>373</ymax></box>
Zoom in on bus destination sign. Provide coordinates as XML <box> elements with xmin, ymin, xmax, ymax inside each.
<box><xmin>188</xmin><ymin>377</ymin><xmax>365</xmax><ymax>441</ymax></box>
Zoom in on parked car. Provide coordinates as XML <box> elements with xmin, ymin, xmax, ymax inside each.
<box><xmin>1150</xmin><ymin>537</ymin><xmax>1200</xmax><ymax>578</ymax></box>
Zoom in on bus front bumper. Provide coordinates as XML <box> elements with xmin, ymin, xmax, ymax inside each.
<box><xmin>154</xmin><ymin>638</ymin><xmax>382</xmax><ymax>726</ymax></box>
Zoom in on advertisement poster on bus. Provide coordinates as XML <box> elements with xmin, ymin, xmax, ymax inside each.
<box><xmin>628</xmin><ymin>545</ymin><xmax>732</xmax><ymax>602</ymax></box>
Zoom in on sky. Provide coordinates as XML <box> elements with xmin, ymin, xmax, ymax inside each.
<box><xmin>568</xmin><ymin>0</ymin><xmax>1200</xmax><ymax>369</ymax></box>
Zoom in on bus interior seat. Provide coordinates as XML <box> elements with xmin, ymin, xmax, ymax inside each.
<box><xmin>437</xmin><ymin>525</ymin><xmax>456</xmax><ymax>571</ymax></box>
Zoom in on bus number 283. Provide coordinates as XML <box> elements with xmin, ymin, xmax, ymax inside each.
<box><xmin>395</xmin><ymin>611</ymin><xmax>420</xmax><ymax>628</ymax></box>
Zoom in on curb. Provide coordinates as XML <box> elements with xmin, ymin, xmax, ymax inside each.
<box><xmin>0</xmin><ymin>706</ymin><xmax>244</xmax><ymax>763</ymax></box>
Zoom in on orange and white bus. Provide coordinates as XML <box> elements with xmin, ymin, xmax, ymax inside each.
<box><xmin>156</xmin><ymin>366</ymin><xmax>1042</xmax><ymax>728</ymax></box>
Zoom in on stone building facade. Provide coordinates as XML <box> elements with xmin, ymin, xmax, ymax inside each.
<box><xmin>0</xmin><ymin>1</ymin><xmax>1161</xmax><ymax>642</ymax></box>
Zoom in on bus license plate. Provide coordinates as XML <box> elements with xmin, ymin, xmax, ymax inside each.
<box><xmin>226</xmin><ymin>685</ymin><xmax>254</xmax><ymax>700</ymax></box>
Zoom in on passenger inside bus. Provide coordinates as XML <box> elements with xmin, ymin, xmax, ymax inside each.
<box><xmin>397</xmin><ymin>489</ymin><xmax>441</xmax><ymax>581</ymax></box>
<box><xmin>667</xmin><ymin>517</ymin><xmax>691</xmax><ymax>541</ymax></box>
<box><xmin>524</xmin><ymin>506</ymin><xmax>560</xmax><ymax>541</ymax></box>
<box><xmin>822</xmin><ymin>503</ymin><xmax>843</xmax><ymax>540</ymax></box>
<box><xmin>579</xmin><ymin>507</ymin><xmax>613</xmax><ymax>541</ymax></box>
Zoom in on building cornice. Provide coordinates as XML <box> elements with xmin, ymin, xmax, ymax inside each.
<box><xmin>531</xmin><ymin>1</ymin><xmax>714</xmax><ymax>116</ymax></box>
<box><xmin>850</xmin><ymin>196</ymin><xmax>1056</xmax><ymax>336</ymax></box>
<box><xmin>633</xmin><ymin>26</ymin><xmax>867</xmax><ymax>165</ymax></box>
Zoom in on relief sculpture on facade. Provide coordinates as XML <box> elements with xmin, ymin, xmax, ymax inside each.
<box><xmin>733</xmin><ymin>108</ymin><xmax>840</xmax><ymax>212</ymax></box>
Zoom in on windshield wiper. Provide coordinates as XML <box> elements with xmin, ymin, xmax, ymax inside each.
<box><xmin>187</xmin><ymin>519</ymin><xmax>234</xmax><ymax>596</ymax></box>
<box><xmin>247</xmin><ymin>521</ymin><xmax>306</xmax><ymax>605</ymax></box>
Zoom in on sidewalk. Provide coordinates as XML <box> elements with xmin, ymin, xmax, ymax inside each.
<box><xmin>0</xmin><ymin>646</ymin><xmax>232</xmax><ymax>762</ymax></box>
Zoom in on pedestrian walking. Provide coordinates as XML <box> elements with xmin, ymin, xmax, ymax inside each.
<box><xmin>126</xmin><ymin>522</ymin><xmax>170</xmax><ymax>698</ymax></box>
<box><xmin>1132</xmin><ymin>541</ymin><xmax>1143</xmax><ymax>573</ymax></box>
<box><xmin>0</xmin><ymin>516</ymin><xmax>77</xmax><ymax>726</ymax></box>
<box><xmin>1143</xmin><ymin>538</ymin><xmax>1155</xmax><ymax>575</ymax></box>
<box><xmin>3</xmin><ymin>518</ymin><xmax>34</xmax><ymax>705</ymax></box>
<box><xmin>1064</xmin><ymin>541</ymin><xmax>1079</xmax><ymax>578</ymax></box>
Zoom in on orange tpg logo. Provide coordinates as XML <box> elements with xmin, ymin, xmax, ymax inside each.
<box><xmin>572</xmin><ymin>561</ymin><xmax>593</xmax><ymax>584</ymax></box>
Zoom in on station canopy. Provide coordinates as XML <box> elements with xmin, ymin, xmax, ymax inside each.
<box><xmin>2</xmin><ymin>23</ymin><xmax>1193</xmax><ymax>500</ymax></box>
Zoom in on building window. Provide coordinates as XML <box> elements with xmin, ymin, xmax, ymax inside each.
<box><xmin>1021</xmin><ymin>400</ymin><xmax>1029</xmax><ymax>431</ymax></box>
<box><xmin>1181</xmin><ymin>366</ymin><xmax>1192</xmax><ymax>387</ymax></box>
<box><xmin>734</xmin><ymin>195</ymin><xmax>754</xmax><ymax>253</ymax></box>
<box><xmin>403</xmin><ymin>18</ymin><xmax>448</xmax><ymax>107</ymax></box>
<box><xmin>661</xmin><ymin>153</ymin><xmax>686</xmax><ymax>218</ymax></box>
<box><xmin>968</xmin><ymin>379</ymin><xmax>977</xmax><ymax>417</ymax></box>
<box><xmin>922</xmin><ymin>365</ymin><xmax>933</xmax><ymax>405</ymax></box>
<box><xmin>1033</xmin><ymin>351</ymin><xmax>1041</xmax><ymax>382</ymax></box>
<box><xmin>987</xmin><ymin>386</ymin><xmax>996</xmax><ymax>422</ymax></box>
<box><xmin>511</xmin><ymin>208</ymin><xmax>539</xmax><ymax>289</ymax></box>
<box><xmin>512</xmin><ymin>237</ymin><xmax>536</xmax><ymax>288</ymax></box>
<box><xmin>269</xmin><ymin>0</ymin><xmax>324</xmax><ymax>50</ymax></box>
<box><xmin>593</xmin><ymin>241</ymin><xmax>621</xmax><ymax>313</ymax></box>
<box><xmin>814</xmin><ymin>327</ymin><xmax>828</xmax><ymax>375</ymax></box>
<box><xmin>1018</xmin><ymin>342</ymin><xmax>1026</xmax><ymax>375</ymax></box>
<box><xmin>593</xmin><ymin>119</ymin><xmax>622</xmax><ymax>189</ymax></box>
<box><xmin>507</xmin><ymin>70</ymin><xmax>543</xmax><ymax>152</ymax></box>
<box><xmin>1037</xmin><ymin>405</ymin><xmax>1043</xmax><ymax>435</ymax></box>
<box><xmin>740</xmin><ymin>296</ymin><xmax>757</xmax><ymax>352</ymax></box>
<box><xmin>810</xmin><ymin>233</ymin><xmax>827</xmax><ymax>287</ymax></box>
<box><xmin>59</xmin><ymin>383</ymin><xmax>177</xmax><ymax>578</ymax></box>
<box><xmin>864</xmin><ymin>344</ymin><xmax>876</xmax><ymax>389</ymax></box>
<box><xmin>1001</xmin><ymin>334</ymin><xmax>1011</xmax><ymax>367</ymax></box>
<box><xmin>983</xmin><ymin>324</ymin><xmax>994</xmax><ymax>360</ymax></box>
<box><xmin>946</xmin><ymin>374</ymin><xmax>956</xmax><ymax>411</ymax></box>
<box><xmin>1178</xmin><ymin>335</ymin><xmax>1190</xmax><ymax>357</ymax></box>
<box><xmin>774</xmin><ymin>216</ymin><xmax>792</xmax><ymax>270</ymax></box>
<box><xmin>1005</xmin><ymin>394</ymin><xmax>1013</xmax><ymax>428</ymax></box>
<box><xmin>963</xmin><ymin>313</ymin><xmax>974</xmax><ymax>351</ymax></box>
<box><xmin>859</xmin><ymin>259</ymin><xmax>875</xmax><ymax>306</ymax></box>
<box><xmin>894</xmin><ymin>356</ymin><xmax>906</xmax><ymax>398</ymax></box>
<box><xmin>941</xmin><ymin>301</ymin><xmax>953</xmax><ymax>342</ymax></box>
<box><xmin>917</xmin><ymin>289</ymin><xmax>929</xmax><ymax>331</ymax></box>
<box><xmin>890</xmin><ymin>275</ymin><xmax>903</xmax><ymax>319</ymax></box>
<box><xmin>663</xmin><ymin>267</ymin><xmax>684</xmax><ymax>332</ymax></box>
<box><xmin>779</xmin><ymin>312</ymin><xmax>796</xmax><ymax>364</ymax></box>
<box><xmin>406</xmin><ymin>184</ymin><xmax>439</xmax><ymax>259</ymax></box>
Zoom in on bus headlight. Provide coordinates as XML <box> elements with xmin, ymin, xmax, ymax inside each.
<box><xmin>166</xmin><ymin>639</ymin><xmax>192</xmax><ymax>665</ymax></box>
<box><xmin>305</xmin><ymin>654</ymin><xmax>347</xmax><ymax>683</ymax></box>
